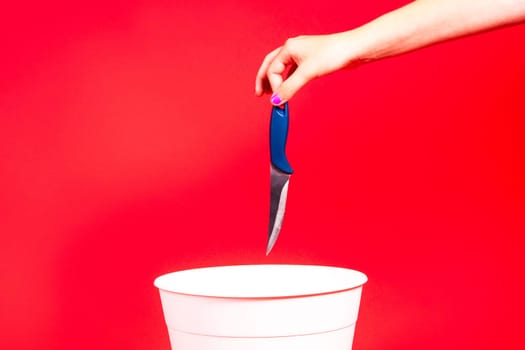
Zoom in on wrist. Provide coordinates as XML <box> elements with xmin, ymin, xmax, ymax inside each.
<box><xmin>336</xmin><ymin>29</ymin><xmax>379</xmax><ymax>68</ymax></box>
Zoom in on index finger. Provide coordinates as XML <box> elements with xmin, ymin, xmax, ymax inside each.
<box><xmin>255</xmin><ymin>47</ymin><xmax>281</xmax><ymax>96</ymax></box>
<box><xmin>266</xmin><ymin>45</ymin><xmax>298</xmax><ymax>92</ymax></box>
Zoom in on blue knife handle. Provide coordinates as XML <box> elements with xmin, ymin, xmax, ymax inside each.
<box><xmin>270</xmin><ymin>103</ymin><xmax>294</xmax><ymax>174</ymax></box>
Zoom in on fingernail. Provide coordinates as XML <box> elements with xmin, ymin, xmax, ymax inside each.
<box><xmin>270</xmin><ymin>93</ymin><xmax>282</xmax><ymax>105</ymax></box>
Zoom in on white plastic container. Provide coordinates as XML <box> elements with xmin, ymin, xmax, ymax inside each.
<box><xmin>154</xmin><ymin>264</ymin><xmax>367</xmax><ymax>350</ymax></box>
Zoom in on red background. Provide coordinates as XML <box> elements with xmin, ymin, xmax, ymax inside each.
<box><xmin>1</xmin><ymin>1</ymin><xmax>524</xmax><ymax>349</ymax></box>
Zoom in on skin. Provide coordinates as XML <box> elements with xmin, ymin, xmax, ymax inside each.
<box><xmin>255</xmin><ymin>0</ymin><xmax>525</xmax><ymax>105</ymax></box>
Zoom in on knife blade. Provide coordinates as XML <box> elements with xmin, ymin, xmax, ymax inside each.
<box><xmin>267</xmin><ymin>102</ymin><xmax>293</xmax><ymax>255</ymax></box>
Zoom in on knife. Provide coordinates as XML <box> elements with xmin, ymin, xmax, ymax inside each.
<box><xmin>267</xmin><ymin>102</ymin><xmax>293</xmax><ymax>255</ymax></box>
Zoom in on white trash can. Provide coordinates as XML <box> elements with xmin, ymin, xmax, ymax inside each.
<box><xmin>154</xmin><ymin>264</ymin><xmax>367</xmax><ymax>350</ymax></box>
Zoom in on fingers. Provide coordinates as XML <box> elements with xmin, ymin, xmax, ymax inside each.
<box><xmin>255</xmin><ymin>42</ymin><xmax>296</xmax><ymax>97</ymax></box>
<box><xmin>271</xmin><ymin>66</ymin><xmax>309</xmax><ymax>105</ymax></box>
<box><xmin>255</xmin><ymin>38</ymin><xmax>312</xmax><ymax>105</ymax></box>
<box><xmin>255</xmin><ymin>47</ymin><xmax>281</xmax><ymax>96</ymax></box>
<box><xmin>268</xmin><ymin>41</ymin><xmax>310</xmax><ymax>105</ymax></box>
<box><xmin>266</xmin><ymin>45</ymin><xmax>296</xmax><ymax>92</ymax></box>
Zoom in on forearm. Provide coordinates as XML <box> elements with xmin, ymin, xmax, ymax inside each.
<box><xmin>346</xmin><ymin>0</ymin><xmax>525</xmax><ymax>62</ymax></box>
<box><xmin>256</xmin><ymin>0</ymin><xmax>525</xmax><ymax>103</ymax></box>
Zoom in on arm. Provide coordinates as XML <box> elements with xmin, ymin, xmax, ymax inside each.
<box><xmin>256</xmin><ymin>0</ymin><xmax>525</xmax><ymax>105</ymax></box>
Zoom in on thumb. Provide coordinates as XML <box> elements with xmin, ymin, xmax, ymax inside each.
<box><xmin>270</xmin><ymin>67</ymin><xmax>309</xmax><ymax>106</ymax></box>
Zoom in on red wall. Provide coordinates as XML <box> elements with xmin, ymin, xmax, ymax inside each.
<box><xmin>1</xmin><ymin>1</ymin><xmax>524</xmax><ymax>349</ymax></box>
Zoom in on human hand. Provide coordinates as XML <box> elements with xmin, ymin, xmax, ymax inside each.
<box><xmin>255</xmin><ymin>33</ymin><xmax>358</xmax><ymax>105</ymax></box>
<box><xmin>255</xmin><ymin>0</ymin><xmax>525</xmax><ymax>106</ymax></box>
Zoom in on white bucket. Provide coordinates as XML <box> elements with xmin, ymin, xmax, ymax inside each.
<box><xmin>154</xmin><ymin>264</ymin><xmax>367</xmax><ymax>350</ymax></box>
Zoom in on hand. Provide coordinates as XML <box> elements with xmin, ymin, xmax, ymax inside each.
<box><xmin>255</xmin><ymin>33</ymin><xmax>358</xmax><ymax>105</ymax></box>
<box><xmin>255</xmin><ymin>0</ymin><xmax>525</xmax><ymax>107</ymax></box>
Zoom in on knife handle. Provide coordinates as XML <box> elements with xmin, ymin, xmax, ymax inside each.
<box><xmin>270</xmin><ymin>103</ymin><xmax>294</xmax><ymax>174</ymax></box>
